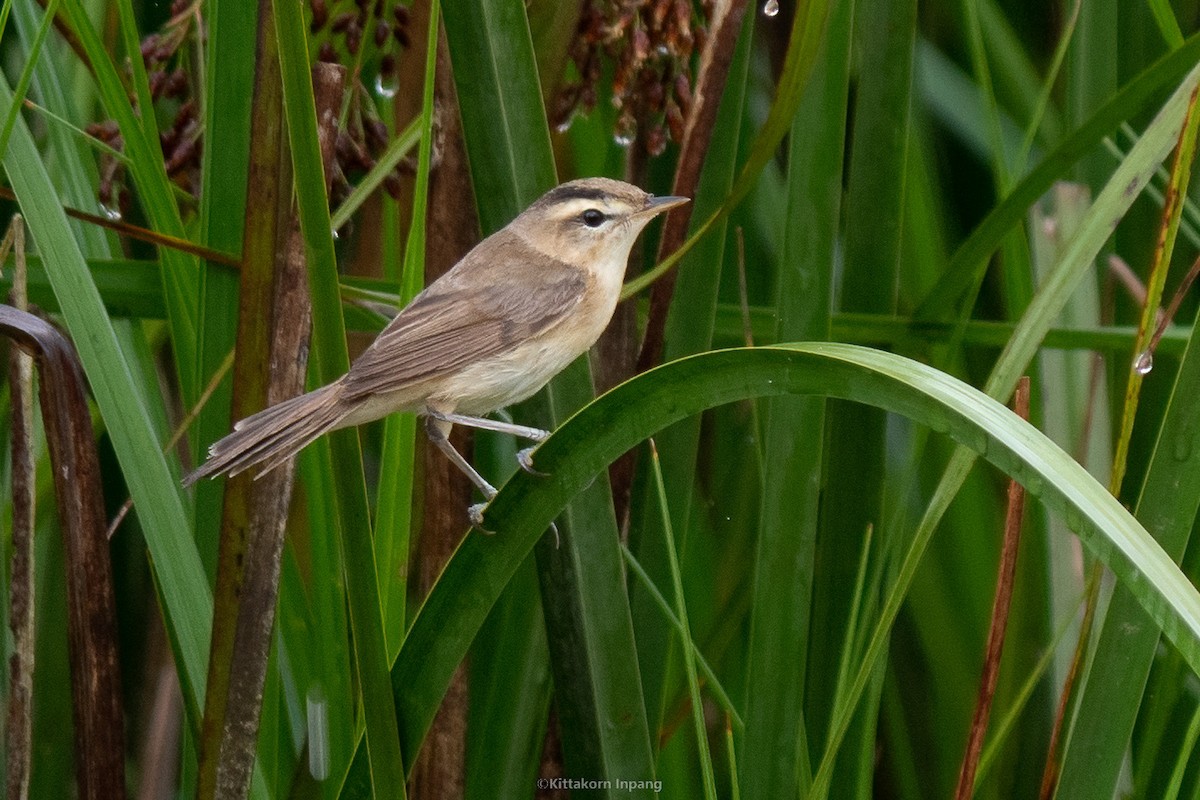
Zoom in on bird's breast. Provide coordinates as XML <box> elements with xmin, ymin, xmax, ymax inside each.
<box><xmin>433</xmin><ymin>278</ymin><xmax>619</xmax><ymax>415</ymax></box>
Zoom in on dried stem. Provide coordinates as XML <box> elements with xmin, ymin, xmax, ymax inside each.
<box><xmin>955</xmin><ymin>375</ymin><xmax>1030</xmax><ymax>799</ymax></box>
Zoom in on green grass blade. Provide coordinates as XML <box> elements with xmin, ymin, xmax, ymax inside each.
<box><xmin>738</xmin><ymin>0</ymin><xmax>851</xmax><ymax>794</ymax></box>
<box><xmin>372</xmin><ymin>344</ymin><xmax>1200</xmax><ymax>789</ymax></box>
<box><xmin>619</xmin><ymin>544</ymin><xmax>741</xmax><ymax>728</ymax></box>
<box><xmin>58</xmin><ymin>0</ymin><xmax>203</xmax><ymax>401</ymax></box>
<box><xmin>1056</xmin><ymin>212</ymin><xmax>1200</xmax><ymax>800</ymax></box>
<box><xmin>374</xmin><ymin>0</ymin><xmax>439</xmax><ymax>656</ymax></box>
<box><xmin>271</xmin><ymin>0</ymin><xmax>405</xmax><ymax>795</ymax></box>
<box><xmin>914</xmin><ymin>31</ymin><xmax>1200</xmax><ymax>322</ymax></box>
<box><xmin>447</xmin><ymin>0</ymin><xmax>656</xmax><ymax>792</ymax></box>
<box><xmin>329</xmin><ymin>119</ymin><xmax>420</xmax><ymax>233</ymax></box>
<box><xmin>442</xmin><ymin>0</ymin><xmax>556</xmax><ymax>233</ymax></box>
<box><xmin>809</xmin><ymin>60</ymin><xmax>1200</xmax><ymax>797</ymax></box>
<box><xmin>0</xmin><ymin>0</ymin><xmax>59</xmax><ymax>161</ymax></box>
<box><xmin>628</xmin><ymin>6</ymin><xmax>752</xmax><ymax>746</ymax></box>
<box><xmin>0</xmin><ymin>71</ymin><xmax>212</xmax><ymax>730</ymax></box>
<box><xmin>193</xmin><ymin>0</ymin><xmax>257</xmax><ymax>575</ymax></box>
<box><xmin>646</xmin><ymin>441</ymin><xmax>717</xmax><ymax>800</ymax></box>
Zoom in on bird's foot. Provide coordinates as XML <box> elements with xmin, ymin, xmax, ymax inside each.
<box><xmin>468</xmin><ymin>502</ymin><xmax>496</xmax><ymax>534</ymax></box>
<box><xmin>517</xmin><ymin>446</ymin><xmax>549</xmax><ymax>476</ymax></box>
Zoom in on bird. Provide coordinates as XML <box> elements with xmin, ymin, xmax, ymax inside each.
<box><xmin>185</xmin><ymin>177</ymin><xmax>688</xmax><ymax>525</ymax></box>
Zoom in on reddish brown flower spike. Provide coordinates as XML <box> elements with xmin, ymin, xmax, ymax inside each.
<box><xmin>310</xmin><ymin>0</ymin><xmax>328</xmax><ymax>30</ymax></box>
<box><xmin>644</xmin><ymin>125</ymin><xmax>667</xmax><ymax>156</ymax></box>
<box><xmin>666</xmin><ymin>102</ymin><xmax>685</xmax><ymax>142</ymax></box>
<box><xmin>632</xmin><ymin>26</ymin><xmax>650</xmax><ymax>62</ymax></box>
<box><xmin>674</xmin><ymin>73</ymin><xmax>693</xmax><ymax>113</ymax></box>
<box><xmin>346</xmin><ymin>21</ymin><xmax>363</xmax><ymax>54</ymax></box>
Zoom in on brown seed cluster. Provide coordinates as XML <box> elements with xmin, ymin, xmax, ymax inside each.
<box><xmin>310</xmin><ymin>0</ymin><xmax>414</xmax><ymax>208</ymax></box>
<box><xmin>88</xmin><ymin>0</ymin><xmax>415</xmax><ymax>221</ymax></box>
<box><xmin>554</xmin><ymin>0</ymin><xmax>711</xmax><ymax>156</ymax></box>
<box><xmin>87</xmin><ymin>0</ymin><xmax>199</xmax><ymax>218</ymax></box>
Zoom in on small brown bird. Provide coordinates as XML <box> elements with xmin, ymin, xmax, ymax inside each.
<box><xmin>186</xmin><ymin>177</ymin><xmax>687</xmax><ymax>523</ymax></box>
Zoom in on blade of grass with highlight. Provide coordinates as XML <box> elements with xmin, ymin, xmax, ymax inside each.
<box><xmin>271</xmin><ymin>1</ymin><xmax>405</xmax><ymax>795</ymax></box>
<box><xmin>0</xmin><ymin>71</ymin><xmax>213</xmax><ymax>732</ymax></box>
<box><xmin>365</xmin><ymin>343</ymin><xmax>1200</xmax><ymax>791</ymax></box>
<box><xmin>628</xmin><ymin>7</ymin><xmax>752</xmax><ymax>748</ymax></box>
<box><xmin>374</xmin><ymin>0</ymin><xmax>439</xmax><ymax>657</ymax></box>
<box><xmin>739</xmin><ymin>0</ymin><xmax>851</xmax><ymax>795</ymax></box>
<box><xmin>647</xmin><ymin>440</ymin><xmax>717</xmax><ymax>800</ymax></box>
<box><xmin>0</xmin><ymin>0</ymin><xmax>59</xmax><ymax>161</ymax></box>
<box><xmin>808</xmin><ymin>59</ymin><xmax>1200</xmax><ymax>799</ymax></box>
<box><xmin>329</xmin><ymin>118</ymin><xmax>420</xmax><ymax>233</ymax></box>
<box><xmin>1056</xmin><ymin>162</ymin><xmax>1200</xmax><ymax>800</ymax></box>
<box><xmin>448</xmin><ymin>0</ymin><xmax>656</xmax><ymax>793</ymax></box>
<box><xmin>192</xmin><ymin>0</ymin><xmax>257</xmax><ymax>576</ymax></box>
<box><xmin>58</xmin><ymin>0</ymin><xmax>204</xmax><ymax>402</ymax></box>
<box><xmin>914</xmin><ymin>31</ymin><xmax>1200</xmax><ymax>323</ymax></box>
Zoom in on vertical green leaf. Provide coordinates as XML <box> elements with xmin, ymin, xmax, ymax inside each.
<box><xmin>271</xmin><ymin>0</ymin><xmax>405</xmax><ymax>795</ymax></box>
<box><xmin>739</xmin><ymin>1</ymin><xmax>852</xmax><ymax>795</ymax></box>
<box><xmin>0</xmin><ymin>71</ymin><xmax>212</xmax><ymax>731</ymax></box>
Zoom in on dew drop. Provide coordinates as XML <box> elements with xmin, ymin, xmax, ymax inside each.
<box><xmin>331</xmin><ymin>227</ymin><xmax>341</xmax><ymax>241</ymax></box>
<box><xmin>100</xmin><ymin>203</ymin><xmax>122</xmax><ymax>221</ymax></box>
<box><xmin>1133</xmin><ymin>350</ymin><xmax>1154</xmax><ymax>375</ymax></box>
<box><xmin>306</xmin><ymin>685</ymin><xmax>330</xmax><ymax>781</ymax></box>
<box><xmin>555</xmin><ymin>114</ymin><xmax>575</xmax><ymax>134</ymax></box>
<box><xmin>374</xmin><ymin>73</ymin><xmax>398</xmax><ymax>99</ymax></box>
<box><xmin>763</xmin><ymin>0</ymin><xmax>780</xmax><ymax>17</ymax></box>
<box><xmin>614</xmin><ymin>131</ymin><xmax>635</xmax><ymax>147</ymax></box>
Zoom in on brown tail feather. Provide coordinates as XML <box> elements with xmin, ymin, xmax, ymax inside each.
<box><xmin>183</xmin><ymin>384</ymin><xmax>343</xmax><ymax>485</ymax></box>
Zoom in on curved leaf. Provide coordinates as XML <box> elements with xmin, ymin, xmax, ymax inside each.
<box><xmin>388</xmin><ymin>343</ymin><xmax>1200</xmax><ymax>768</ymax></box>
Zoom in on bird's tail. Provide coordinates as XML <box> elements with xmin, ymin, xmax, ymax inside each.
<box><xmin>183</xmin><ymin>383</ymin><xmax>344</xmax><ymax>485</ymax></box>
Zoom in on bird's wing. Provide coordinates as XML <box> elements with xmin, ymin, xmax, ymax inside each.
<box><xmin>341</xmin><ymin>248</ymin><xmax>588</xmax><ymax>400</ymax></box>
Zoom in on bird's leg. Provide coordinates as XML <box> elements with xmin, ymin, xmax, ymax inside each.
<box><xmin>423</xmin><ymin>416</ymin><xmax>496</xmax><ymax>530</ymax></box>
<box><xmin>427</xmin><ymin>410</ymin><xmax>550</xmax><ymax>442</ymax></box>
<box><xmin>427</xmin><ymin>410</ymin><xmax>550</xmax><ymax>476</ymax></box>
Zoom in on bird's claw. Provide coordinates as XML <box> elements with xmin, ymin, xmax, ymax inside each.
<box><xmin>517</xmin><ymin>446</ymin><xmax>549</xmax><ymax>476</ymax></box>
<box><xmin>468</xmin><ymin>502</ymin><xmax>496</xmax><ymax>534</ymax></box>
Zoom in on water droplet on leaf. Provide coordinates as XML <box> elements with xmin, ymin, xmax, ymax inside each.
<box><xmin>374</xmin><ymin>73</ymin><xmax>398</xmax><ymax>99</ymax></box>
<box><xmin>1133</xmin><ymin>350</ymin><xmax>1153</xmax><ymax>375</ymax></box>
<box><xmin>763</xmin><ymin>0</ymin><xmax>780</xmax><ymax>17</ymax></box>
<box><xmin>306</xmin><ymin>685</ymin><xmax>330</xmax><ymax>781</ymax></box>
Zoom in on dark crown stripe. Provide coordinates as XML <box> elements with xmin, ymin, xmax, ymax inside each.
<box><xmin>538</xmin><ymin>184</ymin><xmax>613</xmax><ymax>206</ymax></box>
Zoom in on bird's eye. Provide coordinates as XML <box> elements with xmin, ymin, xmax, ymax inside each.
<box><xmin>581</xmin><ymin>209</ymin><xmax>606</xmax><ymax>228</ymax></box>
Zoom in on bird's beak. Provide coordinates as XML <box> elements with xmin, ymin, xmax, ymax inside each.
<box><xmin>641</xmin><ymin>194</ymin><xmax>690</xmax><ymax>216</ymax></box>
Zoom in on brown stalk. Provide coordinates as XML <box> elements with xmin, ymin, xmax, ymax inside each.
<box><xmin>635</xmin><ymin>0</ymin><xmax>751</xmax><ymax>374</ymax></box>
<box><xmin>0</xmin><ymin>303</ymin><xmax>126</xmax><ymax>799</ymax></box>
<box><xmin>601</xmin><ymin>0</ymin><xmax>749</xmax><ymax>527</ymax></box>
<box><xmin>5</xmin><ymin>218</ymin><xmax>36</xmax><ymax>800</ymax></box>
<box><xmin>954</xmin><ymin>376</ymin><xmax>1030</xmax><ymax>799</ymax></box>
<box><xmin>195</xmin><ymin>1</ymin><xmax>345</xmax><ymax>790</ymax></box>
<box><xmin>0</xmin><ymin>185</ymin><xmax>240</xmax><ymax>267</ymax></box>
<box><xmin>1037</xmin><ymin>563</ymin><xmax>1101</xmax><ymax>800</ymax></box>
<box><xmin>407</xmin><ymin>12</ymin><xmax>478</xmax><ymax>798</ymax></box>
